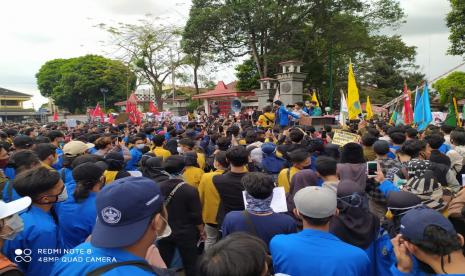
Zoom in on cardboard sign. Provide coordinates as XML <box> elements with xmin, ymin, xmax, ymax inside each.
<box><xmin>65</xmin><ymin>119</ymin><xmax>77</xmax><ymax>128</ymax></box>
<box><xmin>332</xmin><ymin>129</ymin><xmax>360</xmax><ymax>146</ymax></box>
<box><xmin>299</xmin><ymin>116</ymin><xmax>312</xmax><ymax>126</ymax></box>
<box><xmin>115</xmin><ymin>113</ymin><xmax>129</xmax><ymax>124</ymax></box>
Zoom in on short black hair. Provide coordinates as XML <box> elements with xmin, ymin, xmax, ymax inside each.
<box><xmin>13</xmin><ymin>166</ymin><xmax>61</xmax><ymax>200</ymax></box>
<box><xmin>34</xmin><ymin>143</ymin><xmax>57</xmax><ymax>161</ymax></box>
<box><xmin>289</xmin><ymin>150</ymin><xmax>310</xmax><ymax>164</ymax></box>
<box><xmin>47</xmin><ymin>130</ymin><xmax>64</xmax><ymax>142</ymax></box>
<box><xmin>198</xmin><ymin>232</ymin><xmax>268</xmax><ymax>276</ymax></box>
<box><xmin>8</xmin><ymin>150</ymin><xmax>40</xmax><ymax>174</ymax></box>
<box><xmin>316</xmin><ymin>156</ymin><xmax>337</xmax><ymax>177</ymax></box>
<box><xmin>401</xmin><ymin>140</ymin><xmax>423</xmax><ymax>158</ymax></box>
<box><xmin>214</xmin><ymin>151</ymin><xmax>229</xmax><ymax>168</ymax></box>
<box><xmin>34</xmin><ymin>136</ymin><xmax>51</xmax><ymax>144</ymax></box>
<box><xmin>216</xmin><ymin>137</ymin><xmax>231</xmax><ymax>151</ymax></box>
<box><xmin>131</xmin><ymin>135</ymin><xmax>146</xmax><ymax>144</ymax></box>
<box><xmin>406</xmin><ymin>128</ymin><xmax>418</xmax><ymax>139</ymax></box>
<box><xmin>389</xmin><ymin>132</ymin><xmax>406</xmax><ymax>145</ymax></box>
<box><xmin>425</xmin><ymin>134</ymin><xmax>445</xmax><ymax>150</ymax></box>
<box><xmin>373</xmin><ymin>140</ymin><xmax>390</xmax><ymax>155</ymax></box>
<box><xmin>163</xmin><ymin>155</ymin><xmax>186</xmax><ymax>174</ymax></box>
<box><xmin>242</xmin><ymin>172</ymin><xmax>274</xmax><ymax>199</ymax></box>
<box><xmin>245</xmin><ymin>130</ymin><xmax>257</xmax><ymax>144</ymax></box>
<box><xmin>451</xmin><ymin>130</ymin><xmax>465</xmax><ymax>146</ymax></box>
<box><xmin>178</xmin><ymin>138</ymin><xmax>195</xmax><ymax>149</ymax></box>
<box><xmin>406</xmin><ymin>225</ymin><xmax>462</xmax><ymax>260</ymax></box>
<box><xmin>24</xmin><ymin>128</ymin><xmax>35</xmax><ymax>136</ymax></box>
<box><xmin>153</xmin><ymin>134</ymin><xmax>165</xmax><ymax>147</ymax></box>
<box><xmin>361</xmin><ymin>133</ymin><xmax>377</xmax><ymax>147</ymax></box>
<box><xmin>441</xmin><ymin>125</ymin><xmax>454</xmax><ymax>134</ymax></box>
<box><xmin>226</xmin><ymin>146</ymin><xmax>249</xmax><ymax>167</ymax></box>
<box><xmin>289</xmin><ymin>129</ymin><xmax>304</xmax><ymax>143</ymax></box>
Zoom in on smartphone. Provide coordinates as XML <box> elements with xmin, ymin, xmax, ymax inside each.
<box><xmin>321</xmin><ymin>130</ymin><xmax>327</xmax><ymax>139</ymax></box>
<box><xmin>367</xmin><ymin>161</ymin><xmax>378</xmax><ymax>177</ymax></box>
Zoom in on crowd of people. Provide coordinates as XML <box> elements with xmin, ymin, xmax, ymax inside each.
<box><xmin>0</xmin><ymin>100</ymin><xmax>463</xmax><ymax>276</ymax></box>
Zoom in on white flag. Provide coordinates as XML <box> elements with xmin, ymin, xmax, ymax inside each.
<box><xmin>273</xmin><ymin>84</ymin><xmax>280</xmax><ymax>102</ymax></box>
<box><xmin>340</xmin><ymin>90</ymin><xmax>348</xmax><ymax>126</ymax></box>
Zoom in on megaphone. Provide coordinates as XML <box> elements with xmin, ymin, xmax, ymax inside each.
<box><xmin>231</xmin><ymin>99</ymin><xmax>242</xmax><ymax>113</ymax></box>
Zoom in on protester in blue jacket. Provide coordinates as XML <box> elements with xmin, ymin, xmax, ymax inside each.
<box><xmin>3</xmin><ymin>167</ymin><xmax>66</xmax><ymax>276</ymax></box>
<box><xmin>273</xmin><ymin>100</ymin><xmax>299</xmax><ymax>128</ymax></box>
<box><xmin>125</xmin><ymin>135</ymin><xmax>146</xmax><ymax>171</ymax></box>
<box><xmin>48</xmin><ymin>130</ymin><xmax>65</xmax><ymax>171</ymax></box>
<box><xmin>58</xmin><ymin>162</ymin><xmax>105</xmax><ymax>249</ymax></box>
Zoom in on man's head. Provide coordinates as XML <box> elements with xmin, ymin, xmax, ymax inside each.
<box><xmin>8</xmin><ymin>150</ymin><xmax>40</xmax><ymax>174</ymax></box>
<box><xmin>293</xmin><ymin>186</ymin><xmax>337</xmax><ymax>229</ymax></box>
<box><xmin>47</xmin><ymin>130</ymin><xmax>65</xmax><ymax>145</ymax></box>
<box><xmin>289</xmin><ymin>150</ymin><xmax>311</xmax><ymax>169</ymax></box>
<box><xmin>226</xmin><ymin>146</ymin><xmax>249</xmax><ymax>167</ymax></box>
<box><xmin>91</xmin><ymin>177</ymin><xmax>167</xmax><ymax>250</ymax></box>
<box><xmin>450</xmin><ymin>130</ymin><xmax>465</xmax><ymax>147</ymax></box>
<box><xmin>315</xmin><ymin>156</ymin><xmax>338</xmax><ymax>178</ymax></box>
<box><xmin>13</xmin><ymin>136</ymin><xmax>33</xmax><ymax>151</ymax></box>
<box><xmin>273</xmin><ymin>100</ymin><xmax>282</xmax><ymax>108</ymax></box>
<box><xmin>163</xmin><ymin>155</ymin><xmax>186</xmax><ymax>175</ymax></box>
<box><xmin>13</xmin><ymin>167</ymin><xmax>66</xmax><ymax>205</ymax></box>
<box><xmin>400</xmin><ymin>207</ymin><xmax>464</xmax><ymax>268</ymax></box>
<box><xmin>153</xmin><ymin>134</ymin><xmax>166</xmax><ymax>147</ymax></box>
<box><xmin>213</xmin><ymin>151</ymin><xmax>229</xmax><ymax>170</ymax></box>
<box><xmin>242</xmin><ymin>172</ymin><xmax>274</xmax><ymax>199</ymax></box>
<box><xmin>425</xmin><ymin>134</ymin><xmax>445</xmax><ymax>151</ymax></box>
<box><xmin>373</xmin><ymin>140</ymin><xmax>390</xmax><ymax>157</ymax></box>
<box><xmin>390</xmin><ymin>132</ymin><xmax>406</xmax><ymax>146</ymax></box>
<box><xmin>24</xmin><ymin>128</ymin><xmax>37</xmax><ymax>138</ymax></box>
<box><xmin>63</xmin><ymin>141</ymin><xmax>94</xmax><ymax>158</ymax></box>
<box><xmin>361</xmin><ymin>133</ymin><xmax>377</xmax><ymax>147</ymax></box>
<box><xmin>198</xmin><ymin>232</ymin><xmax>269</xmax><ymax>276</ymax></box>
<box><xmin>34</xmin><ymin>143</ymin><xmax>58</xmax><ymax>165</ymax></box>
<box><xmin>441</xmin><ymin>125</ymin><xmax>454</xmax><ymax>135</ymax></box>
<box><xmin>406</xmin><ymin>128</ymin><xmax>418</xmax><ymax>140</ymax></box>
<box><xmin>289</xmin><ymin>129</ymin><xmax>304</xmax><ymax>143</ymax></box>
<box><xmin>294</xmin><ymin>102</ymin><xmax>304</xmax><ymax>110</ymax></box>
<box><xmin>132</xmin><ymin>136</ymin><xmax>146</xmax><ymax>151</ymax></box>
<box><xmin>178</xmin><ymin>138</ymin><xmax>195</xmax><ymax>154</ymax></box>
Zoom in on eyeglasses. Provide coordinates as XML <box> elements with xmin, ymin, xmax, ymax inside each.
<box><xmin>337</xmin><ymin>193</ymin><xmax>364</xmax><ymax>208</ymax></box>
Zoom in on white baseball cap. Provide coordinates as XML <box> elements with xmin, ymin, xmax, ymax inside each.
<box><xmin>0</xmin><ymin>197</ymin><xmax>32</xmax><ymax>219</ymax></box>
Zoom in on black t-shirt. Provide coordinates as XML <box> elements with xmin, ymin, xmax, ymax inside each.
<box><xmin>213</xmin><ymin>171</ymin><xmax>247</xmax><ymax>224</ymax></box>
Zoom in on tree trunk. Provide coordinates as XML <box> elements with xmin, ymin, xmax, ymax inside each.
<box><xmin>249</xmin><ymin>35</ymin><xmax>264</xmax><ymax>79</ymax></box>
<box><xmin>154</xmin><ymin>84</ymin><xmax>163</xmax><ymax>111</ymax></box>
<box><xmin>193</xmin><ymin>50</ymin><xmax>201</xmax><ymax>95</ymax></box>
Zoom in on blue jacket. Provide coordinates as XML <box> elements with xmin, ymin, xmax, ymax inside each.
<box><xmin>2</xmin><ymin>180</ymin><xmax>20</xmax><ymax>203</ymax></box>
<box><xmin>270</xmin><ymin>229</ymin><xmax>371</xmax><ymax>276</ymax></box>
<box><xmin>276</xmin><ymin>106</ymin><xmax>299</xmax><ymax>127</ymax></box>
<box><xmin>60</xmin><ymin>168</ymin><xmax>76</xmax><ymax>196</ymax></box>
<box><xmin>125</xmin><ymin>147</ymin><xmax>142</xmax><ymax>171</ymax></box>
<box><xmin>4</xmin><ymin>167</ymin><xmax>15</xmax><ymax>180</ymax></box>
<box><xmin>51</xmin><ymin>242</ymin><xmax>155</xmax><ymax>276</ymax></box>
<box><xmin>3</xmin><ymin>205</ymin><xmax>63</xmax><ymax>276</ymax></box>
<box><xmin>57</xmin><ymin>192</ymin><xmax>97</xmax><ymax>249</ymax></box>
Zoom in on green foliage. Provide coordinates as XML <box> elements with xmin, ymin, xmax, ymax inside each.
<box><xmin>447</xmin><ymin>0</ymin><xmax>465</xmax><ymax>56</ymax></box>
<box><xmin>235</xmin><ymin>59</ymin><xmax>260</xmax><ymax>91</ymax></box>
<box><xmin>186</xmin><ymin>100</ymin><xmax>201</xmax><ymax>113</ymax></box>
<box><xmin>36</xmin><ymin>55</ymin><xmax>136</xmax><ymax>113</ymax></box>
<box><xmin>433</xmin><ymin>71</ymin><xmax>465</xmax><ymax>104</ymax></box>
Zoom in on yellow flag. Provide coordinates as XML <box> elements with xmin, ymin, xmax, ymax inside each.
<box><xmin>347</xmin><ymin>63</ymin><xmax>362</xmax><ymax>120</ymax></box>
<box><xmin>311</xmin><ymin>91</ymin><xmax>320</xmax><ymax>107</ymax></box>
<box><xmin>453</xmin><ymin>97</ymin><xmax>462</xmax><ymax>127</ymax></box>
<box><xmin>366</xmin><ymin>96</ymin><xmax>373</xmax><ymax>120</ymax></box>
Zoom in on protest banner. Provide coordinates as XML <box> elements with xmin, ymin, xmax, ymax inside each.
<box><xmin>332</xmin><ymin>129</ymin><xmax>360</xmax><ymax>146</ymax></box>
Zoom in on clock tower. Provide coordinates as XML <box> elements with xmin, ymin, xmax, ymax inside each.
<box><xmin>276</xmin><ymin>60</ymin><xmax>305</xmax><ymax>106</ymax></box>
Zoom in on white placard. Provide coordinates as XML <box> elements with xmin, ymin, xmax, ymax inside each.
<box><xmin>65</xmin><ymin>119</ymin><xmax>77</xmax><ymax>128</ymax></box>
<box><xmin>242</xmin><ymin>187</ymin><xmax>288</xmax><ymax>213</ymax></box>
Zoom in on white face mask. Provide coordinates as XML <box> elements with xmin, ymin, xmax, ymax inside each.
<box><xmin>57</xmin><ymin>186</ymin><xmax>68</xmax><ymax>202</ymax></box>
<box><xmin>156</xmin><ymin>216</ymin><xmax>172</xmax><ymax>241</ymax></box>
<box><xmin>136</xmin><ymin>144</ymin><xmax>146</xmax><ymax>150</ymax></box>
<box><xmin>177</xmin><ymin>147</ymin><xmax>183</xmax><ymax>154</ymax></box>
<box><xmin>0</xmin><ymin>214</ymin><xmax>24</xmax><ymax>240</ymax></box>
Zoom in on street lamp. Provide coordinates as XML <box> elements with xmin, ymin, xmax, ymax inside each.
<box><xmin>100</xmin><ymin>88</ymin><xmax>109</xmax><ymax>111</ymax></box>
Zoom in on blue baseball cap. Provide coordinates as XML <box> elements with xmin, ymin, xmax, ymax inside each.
<box><xmin>400</xmin><ymin>206</ymin><xmax>456</xmax><ymax>241</ymax></box>
<box><xmin>91</xmin><ymin>177</ymin><xmax>164</xmax><ymax>248</ymax></box>
<box><xmin>261</xmin><ymin>142</ymin><xmax>276</xmax><ymax>155</ymax></box>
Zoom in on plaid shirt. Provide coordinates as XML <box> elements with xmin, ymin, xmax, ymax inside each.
<box><xmin>367</xmin><ymin>158</ymin><xmax>403</xmax><ymax>204</ymax></box>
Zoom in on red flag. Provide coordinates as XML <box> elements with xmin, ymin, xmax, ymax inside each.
<box><xmin>92</xmin><ymin>103</ymin><xmax>105</xmax><ymax>123</ymax></box>
<box><xmin>108</xmin><ymin>113</ymin><xmax>114</xmax><ymax>125</ymax></box>
<box><xmin>403</xmin><ymin>81</ymin><xmax>414</xmax><ymax>125</ymax></box>
<box><xmin>53</xmin><ymin>111</ymin><xmax>58</xmax><ymax>122</ymax></box>
<box><xmin>126</xmin><ymin>93</ymin><xmax>142</xmax><ymax>125</ymax></box>
<box><xmin>149</xmin><ymin>101</ymin><xmax>159</xmax><ymax>114</ymax></box>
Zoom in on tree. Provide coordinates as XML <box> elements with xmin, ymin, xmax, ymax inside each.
<box><xmin>36</xmin><ymin>55</ymin><xmax>136</xmax><ymax>113</ymax></box>
<box><xmin>235</xmin><ymin>59</ymin><xmax>260</xmax><ymax>91</ymax></box>
<box><xmin>433</xmin><ymin>71</ymin><xmax>465</xmax><ymax>104</ymax></box>
<box><xmin>98</xmin><ymin>17</ymin><xmax>182</xmax><ymax>110</ymax></box>
<box><xmin>447</xmin><ymin>0</ymin><xmax>465</xmax><ymax>56</ymax></box>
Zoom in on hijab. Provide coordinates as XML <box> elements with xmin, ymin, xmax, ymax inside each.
<box><xmin>382</xmin><ymin>191</ymin><xmax>422</xmax><ymax>238</ymax></box>
<box><xmin>330</xmin><ymin>180</ymin><xmax>379</xmax><ymax>249</ymax></box>
<box><xmin>286</xmin><ymin>169</ymin><xmax>319</xmax><ymax>219</ymax></box>
<box><xmin>141</xmin><ymin>157</ymin><xmax>170</xmax><ymax>183</ymax></box>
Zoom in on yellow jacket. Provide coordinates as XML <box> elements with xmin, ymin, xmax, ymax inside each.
<box><xmin>104</xmin><ymin>170</ymin><xmax>118</xmax><ymax>184</ymax></box>
<box><xmin>258</xmin><ymin>112</ymin><xmax>275</xmax><ymax>128</ymax></box>
<box><xmin>198</xmin><ymin>170</ymin><xmax>224</xmax><ymax>225</ymax></box>
<box><xmin>153</xmin><ymin>147</ymin><xmax>171</xmax><ymax>160</ymax></box>
<box><xmin>183</xmin><ymin>166</ymin><xmax>205</xmax><ymax>188</ymax></box>
<box><xmin>277</xmin><ymin>166</ymin><xmax>301</xmax><ymax>193</ymax></box>
<box><xmin>197</xmin><ymin>152</ymin><xmax>206</xmax><ymax>170</ymax></box>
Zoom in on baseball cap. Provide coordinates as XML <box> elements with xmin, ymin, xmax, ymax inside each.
<box><xmin>294</xmin><ymin>186</ymin><xmax>337</xmax><ymax>218</ymax></box>
<box><xmin>91</xmin><ymin>177</ymin><xmax>164</xmax><ymax>248</ymax></box>
<box><xmin>13</xmin><ymin>136</ymin><xmax>33</xmax><ymax>149</ymax></box>
<box><xmin>72</xmin><ymin>162</ymin><xmax>105</xmax><ymax>182</ymax></box>
<box><xmin>0</xmin><ymin>196</ymin><xmax>31</xmax><ymax>219</ymax></box>
<box><xmin>261</xmin><ymin>142</ymin><xmax>276</xmax><ymax>155</ymax></box>
<box><xmin>63</xmin><ymin>141</ymin><xmax>94</xmax><ymax>157</ymax></box>
<box><xmin>400</xmin><ymin>206</ymin><xmax>456</xmax><ymax>241</ymax></box>
<box><xmin>373</xmin><ymin>140</ymin><xmax>390</xmax><ymax>155</ymax></box>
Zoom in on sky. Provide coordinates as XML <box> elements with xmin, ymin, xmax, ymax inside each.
<box><xmin>0</xmin><ymin>0</ymin><xmax>462</xmax><ymax>109</ymax></box>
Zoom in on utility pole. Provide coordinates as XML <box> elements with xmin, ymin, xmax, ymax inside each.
<box><xmin>328</xmin><ymin>43</ymin><xmax>334</xmax><ymax>110</ymax></box>
<box><xmin>100</xmin><ymin>88</ymin><xmax>109</xmax><ymax>112</ymax></box>
<box><xmin>170</xmin><ymin>48</ymin><xmax>175</xmax><ymax>104</ymax></box>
